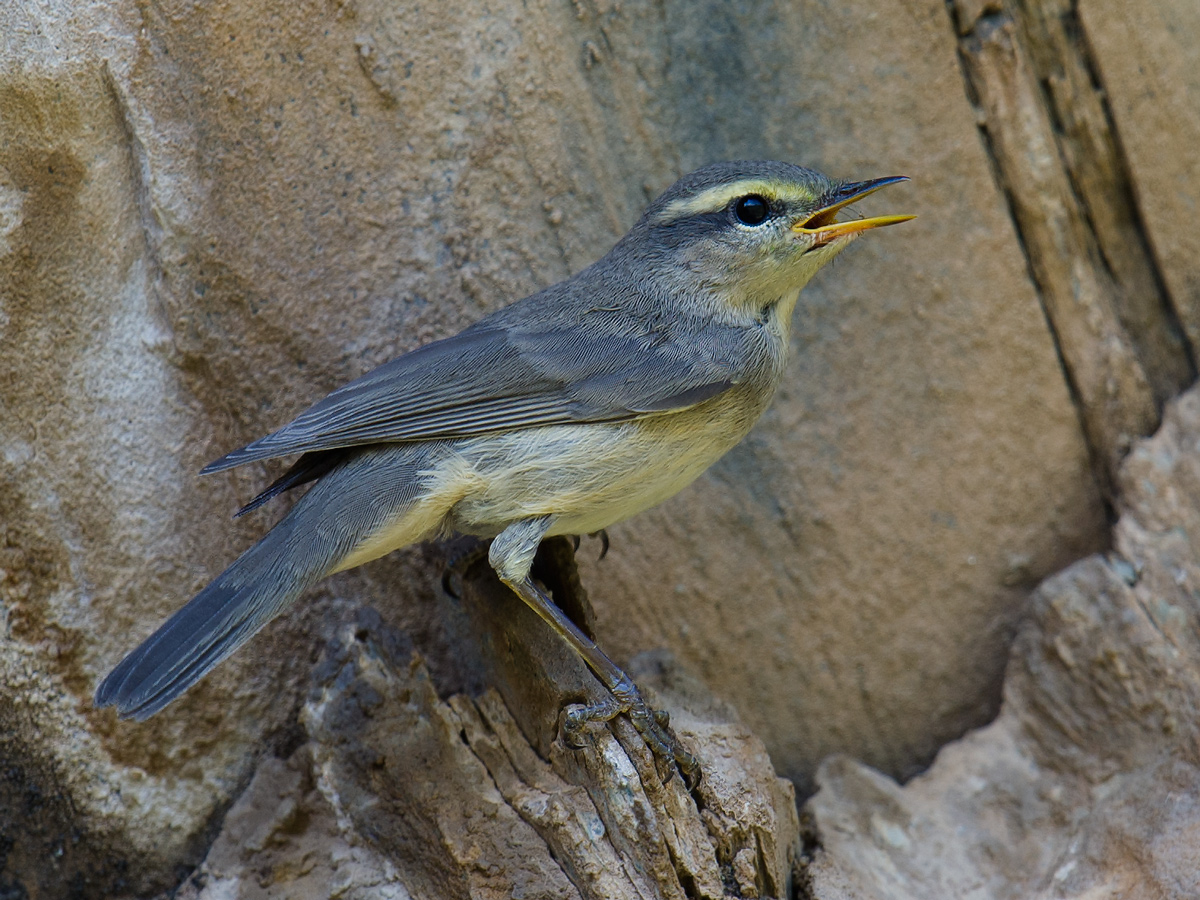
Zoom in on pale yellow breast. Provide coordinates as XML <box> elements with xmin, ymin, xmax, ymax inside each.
<box><xmin>445</xmin><ymin>386</ymin><xmax>770</xmax><ymax>537</ymax></box>
<box><xmin>332</xmin><ymin>381</ymin><xmax>777</xmax><ymax>572</ymax></box>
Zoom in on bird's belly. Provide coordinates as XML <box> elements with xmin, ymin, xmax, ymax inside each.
<box><xmin>329</xmin><ymin>386</ymin><xmax>772</xmax><ymax>571</ymax></box>
<box><xmin>446</xmin><ymin>400</ymin><xmax>759</xmax><ymax>537</ymax></box>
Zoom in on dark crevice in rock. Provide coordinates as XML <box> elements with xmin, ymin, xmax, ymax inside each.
<box><xmin>791</xmin><ymin>807</ymin><xmax>822</xmax><ymax>900</ymax></box>
<box><xmin>0</xmin><ymin>724</ymin><xmax>136</xmax><ymax>900</ymax></box>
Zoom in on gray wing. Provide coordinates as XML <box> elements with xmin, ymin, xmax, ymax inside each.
<box><xmin>202</xmin><ymin>307</ymin><xmax>747</xmax><ymax>474</ymax></box>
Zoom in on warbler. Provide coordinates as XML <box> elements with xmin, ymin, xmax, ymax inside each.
<box><xmin>95</xmin><ymin>160</ymin><xmax>911</xmax><ymax>776</ymax></box>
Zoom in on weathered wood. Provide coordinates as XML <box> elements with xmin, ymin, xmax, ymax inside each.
<box><xmin>177</xmin><ymin>542</ymin><xmax>801</xmax><ymax>899</ymax></box>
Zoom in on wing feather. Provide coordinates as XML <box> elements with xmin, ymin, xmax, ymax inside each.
<box><xmin>203</xmin><ymin>298</ymin><xmax>756</xmax><ymax>474</ymax></box>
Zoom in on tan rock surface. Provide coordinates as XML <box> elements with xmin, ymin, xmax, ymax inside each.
<box><xmin>953</xmin><ymin>2</ymin><xmax>1181</xmax><ymax>487</ymax></box>
<box><xmin>802</xmin><ymin>387</ymin><xmax>1200</xmax><ymax>899</ymax></box>
<box><xmin>1080</xmin><ymin>0</ymin><xmax>1200</xmax><ymax>353</ymax></box>
<box><xmin>4</xmin><ymin>0</ymin><xmax>1196</xmax><ymax>895</ymax></box>
<box><xmin>950</xmin><ymin>0</ymin><xmax>1196</xmax><ymax>489</ymax></box>
<box><xmin>572</xmin><ymin>0</ymin><xmax>1107</xmax><ymax>791</ymax></box>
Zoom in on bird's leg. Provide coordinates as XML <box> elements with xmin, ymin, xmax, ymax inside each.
<box><xmin>506</xmin><ymin>575</ymin><xmax>698</xmax><ymax>786</ymax></box>
<box><xmin>490</xmin><ymin>517</ymin><xmax>699</xmax><ymax>786</ymax></box>
<box><xmin>531</xmin><ymin>537</ymin><xmax>596</xmax><ymax>639</ymax></box>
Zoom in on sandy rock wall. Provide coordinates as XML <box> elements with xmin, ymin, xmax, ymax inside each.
<box><xmin>803</xmin><ymin>385</ymin><xmax>1200</xmax><ymax>900</ymax></box>
<box><xmin>1</xmin><ymin>0</ymin><xmax>1196</xmax><ymax>896</ymax></box>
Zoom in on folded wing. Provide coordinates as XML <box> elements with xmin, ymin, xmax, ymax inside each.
<box><xmin>202</xmin><ymin>305</ymin><xmax>748</xmax><ymax>474</ymax></box>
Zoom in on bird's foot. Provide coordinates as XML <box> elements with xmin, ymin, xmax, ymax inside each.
<box><xmin>563</xmin><ymin>674</ymin><xmax>700</xmax><ymax>788</ymax></box>
<box><xmin>569</xmin><ymin>529</ymin><xmax>610</xmax><ymax>560</ymax></box>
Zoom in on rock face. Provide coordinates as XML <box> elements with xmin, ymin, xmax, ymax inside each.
<box><xmin>803</xmin><ymin>387</ymin><xmax>1200</xmax><ymax>900</ymax></box>
<box><xmin>0</xmin><ymin>0</ymin><xmax>1196</xmax><ymax>896</ymax></box>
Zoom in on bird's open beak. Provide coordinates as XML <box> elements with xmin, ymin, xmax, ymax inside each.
<box><xmin>792</xmin><ymin>176</ymin><xmax>915</xmax><ymax>247</ymax></box>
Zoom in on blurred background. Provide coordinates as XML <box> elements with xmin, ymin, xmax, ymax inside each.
<box><xmin>2</xmin><ymin>0</ymin><xmax>1197</xmax><ymax>895</ymax></box>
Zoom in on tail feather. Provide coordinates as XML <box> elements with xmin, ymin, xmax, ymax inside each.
<box><xmin>95</xmin><ymin>443</ymin><xmax>439</xmax><ymax>720</ymax></box>
<box><xmin>94</xmin><ymin>519</ymin><xmax>325</xmax><ymax>720</ymax></box>
<box><xmin>234</xmin><ymin>451</ymin><xmax>342</xmax><ymax>518</ymax></box>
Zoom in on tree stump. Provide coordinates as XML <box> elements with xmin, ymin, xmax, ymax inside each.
<box><xmin>175</xmin><ymin>539</ymin><xmax>801</xmax><ymax>900</ymax></box>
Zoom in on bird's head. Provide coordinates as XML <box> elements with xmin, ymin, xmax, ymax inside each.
<box><xmin>623</xmin><ymin>160</ymin><xmax>913</xmax><ymax>322</ymax></box>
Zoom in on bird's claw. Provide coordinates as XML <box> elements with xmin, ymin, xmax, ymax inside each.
<box><xmin>590</xmin><ymin>529</ymin><xmax>610</xmax><ymax>561</ymax></box>
<box><xmin>441</xmin><ymin>540</ymin><xmax>490</xmax><ymax>599</ymax></box>
<box><xmin>569</xmin><ymin>530</ymin><xmax>610</xmax><ymax>560</ymax></box>
<box><xmin>562</xmin><ymin>677</ymin><xmax>700</xmax><ymax>788</ymax></box>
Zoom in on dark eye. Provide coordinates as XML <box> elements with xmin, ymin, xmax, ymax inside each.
<box><xmin>733</xmin><ymin>195</ymin><xmax>771</xmax><ymax>226</ymax></box>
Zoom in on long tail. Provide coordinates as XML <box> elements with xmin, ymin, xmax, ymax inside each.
<box><xmin>95</xmin><ymin>444</ymin><xmax>437</xmax><ymax>720</ymax></box>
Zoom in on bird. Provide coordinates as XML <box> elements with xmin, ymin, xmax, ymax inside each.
<box><xmin>95</xmin><ymin>160</ymin><xmax>912</xmax><ymax>779</ymax></box>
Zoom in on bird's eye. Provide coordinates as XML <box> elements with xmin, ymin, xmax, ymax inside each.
<box><xmin>733</xmin><ymin>195</ymin><xmax>771</xmax><ymax>226</ymax></box>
